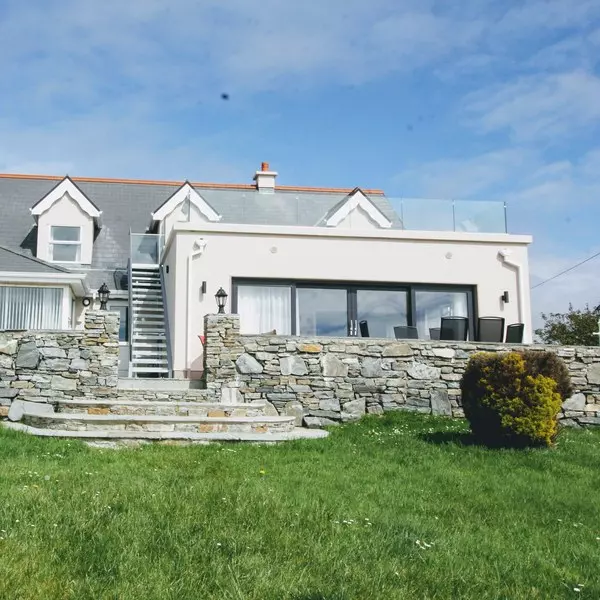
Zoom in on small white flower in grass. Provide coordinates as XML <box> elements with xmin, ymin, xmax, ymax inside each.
<box><xmin>574</xmin><ymin>588</ymin><xmax>581</xmax><ymax>592</ymax></box>
<box><xmin>44</xmin><ymin>475</ymin><xmax>50</xmax><ymax>481</ymax></box>
<box><xmin>216</xmin><ymin>543</ymin><xmax>222</xmax><ymax>547</ymax></box>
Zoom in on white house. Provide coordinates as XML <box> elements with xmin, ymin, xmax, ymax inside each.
<box><xmin>0</xmin><ymin>163</ymin><xmax>532</xmax><ymax>379</ymax></box>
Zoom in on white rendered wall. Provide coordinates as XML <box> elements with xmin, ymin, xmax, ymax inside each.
<box><xmin>163</xmin><ymin>223</ymin><xmax>532</xmax><ymax>378</ymax></box>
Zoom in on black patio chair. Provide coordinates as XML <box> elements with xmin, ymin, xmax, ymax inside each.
<box><xmin>476</xmin><ymin>316</ymin><xmax>505</xmax><ymax>343</ymax></box>
<box><xmin>359</xmin><ymin>320</ymin><xmax>370</xmax><ymax>337</ymax></box>
<box><xmin>429</xmin><ymin>327</ymin><xmax>441</xmax><ymax>340</ymax></box>
<box><xmin>440</xmin><ymin>316</ymin><xmax>469</xmax><ymax>341</ymax></box>
<box><xmin>394</xmin><ymin>325</ymin><xmax>419</xmax><ymax>340</ymax></box>
<box><xmin>505</xmin><ymin>323</ymin><xmax>524</xmax><ymax>343</ymax></box>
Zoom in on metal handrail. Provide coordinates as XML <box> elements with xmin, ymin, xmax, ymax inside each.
<box><xmin>160</xmin><ymin>264</ymin><xmax>173</xmax><ymax>378</ymax></box>
<box><xmin>127</xmin><ymin>256</ymin><xmax>133</xmax><ymax>376</ymax></box>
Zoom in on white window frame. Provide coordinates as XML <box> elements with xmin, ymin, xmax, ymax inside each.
<box><xmin>49</xmin><ymin>226</ymin><xmax>82</xmax><ymax>264</ymax></box>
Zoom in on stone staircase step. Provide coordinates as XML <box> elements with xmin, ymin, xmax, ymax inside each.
<box><xmin>3</xmin><ymin>422</ymin><xmax>329</xmax><ymax>444</ymax></box>
<box><xmin>21</xmin><ymin>412</ymin><xmax>296</xmax><ymax>434</ymax></box>
<box><xmin>56</xmin><ymin>399</ymin><xmax>266</xmax><ymax>417</ymax></box>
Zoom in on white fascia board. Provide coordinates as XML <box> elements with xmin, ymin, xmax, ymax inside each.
<box><xmin>172</xmin><ymin>221</ymin><xmax>533</xmax><ymax>245</ymax></box>
<box><xmin>325</xmin><ymin>189</ymin><xmax>392</xmax><ymax>228</ymax></box>
<box><xmin>31</xmin><ymin>178</ymin><xmax>101</xmax><ymax>219</ymax></box>
<box><xmin>0</xmin><ymin>272</ymin><xmax>87</xmax><ymax>296</ymax></box>
<box><xmin>151</xmin><ymin>183</ymin><xmax>221</xmax><ymax>222</ymax></box>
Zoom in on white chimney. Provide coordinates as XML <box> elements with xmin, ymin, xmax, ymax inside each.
<box><xmin>254</xmin><ymin>161</ymin><xmax>278</xmax><ymax>193</ymax></box>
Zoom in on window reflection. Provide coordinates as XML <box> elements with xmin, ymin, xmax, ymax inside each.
<box><xmin>297</xmin><ymin>288</ymin><xmax>347</xmax><ymax>336</ymax></box>
<box><xmin>415</xmin><ymin>290</ymin><xmax>469</xmax><ymax>340</ymax></box>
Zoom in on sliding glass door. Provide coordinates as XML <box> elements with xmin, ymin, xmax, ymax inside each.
<box><xmin>355</xmin><ymin>289</ymin><xmax>408</xmax><ymax>338</ymax></box>
<box><xmin>233</xmin><ymin>280</ymin><xmax>474</xmax><ymax>339</ymax></box>
<box><xmin>414</xmin><ymin>289</ymin><xmax>470</xmax><ymax>340</ymax></box>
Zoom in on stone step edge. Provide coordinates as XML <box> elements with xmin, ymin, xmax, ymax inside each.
<box><xmin>22</xmin><ymin>413</ymin><xmax>294</xmax><ymax>424</ymax></box>
<box><xmin>3</xmin><ymin>422</ymin><xmax>328</xmax><ymax>442</ymax></box>
<box><xmin>55</xmin><ymin>399</ymin><xmax>263</xmax><ymax>409</ymax></box>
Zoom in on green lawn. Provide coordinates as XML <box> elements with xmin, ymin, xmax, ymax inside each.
<box><xmin>0</xmin><ymin>413</ymin><xmax>599</xmax><ymax>600</ymax></box>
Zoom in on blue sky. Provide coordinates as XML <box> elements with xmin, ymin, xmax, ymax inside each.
<box><xmin>1</xmin><ymin>0</ymin><xmax>600</xmax><ymax>327</ymax></box>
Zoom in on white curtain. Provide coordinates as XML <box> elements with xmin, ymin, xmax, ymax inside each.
<box><xmin>0</xmin><ymin>286</ymin><xmax>63</xmax><ymax>330</ymax></box>
<box><xmin>238</xmin><ymin>285</ymin><xmax>291</xmax><ymax>335</ymax></box>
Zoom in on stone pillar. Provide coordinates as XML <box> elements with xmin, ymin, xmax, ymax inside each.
<box><xmin>82</xmin><ymin>310</ymin><xmax>120</xmax><ymax>390</ymax></box>
<box><xmin>203</xmin><ymin>314</ymin><xmax>244</xmax><ymax>399</ymax></box>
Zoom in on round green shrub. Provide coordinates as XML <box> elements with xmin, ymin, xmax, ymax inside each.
<box><xmin>460</xmin><ymin>352</ymin><xmax>563</xmax><ymax>447</ymax></box>
<box><xmin>522</xmin><ymin>350</ymin><xmax>573</xmax><ymax>401</ymax></box>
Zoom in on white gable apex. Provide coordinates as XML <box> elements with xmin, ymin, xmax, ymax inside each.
<box><xmin>152</xmin><ymin>182</ymin><xmax>221</xmax><ymax>222</ymax></box>
<box><xmin>325</xmin><ymin>189</ymin><xmax>391</xmax><ymax>229</ymax></box>
<box><xmin>31</xmin><ymin>177</ymin><xmax>101</xmax><ymax>218</ymax></box>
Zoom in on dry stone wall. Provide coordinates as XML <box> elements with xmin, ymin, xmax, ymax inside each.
<box><xmin>0</xmin><ymin>311</ymin><xmax>120</xmax><ymax>418</ymax></box>
<box><xmin>203</xmin><ymin>314</ymin><xmax>600</xmax><ymax>428</ymax></box>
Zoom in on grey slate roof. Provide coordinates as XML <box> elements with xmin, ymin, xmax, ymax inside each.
<box><xmin>0</xmin><ymin>175</ymin><xmax>400</xmax><ymax>292</ymax></box>
<box><xmin>0</xmin><ymin>245</ymin><xmax>71</xmax><ymax>274</ymax></box>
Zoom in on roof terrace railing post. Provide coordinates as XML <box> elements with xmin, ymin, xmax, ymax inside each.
<box><xmin>452</xmin><ymin>199</ymin><xmax>456</xmax><ymax>232</ymax></box>
<box><xmin>504</xmin><ymin>202</ymin><xmax>508</xmax><ymax>233</ymax></box>
<box><xmin>400</xmin><ymin>198</ymin><xmax>405</xmax><ymax>230</ymax></box>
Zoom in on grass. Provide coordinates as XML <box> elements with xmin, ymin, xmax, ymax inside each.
<box><xmin>0</xmin><ymin>413</ymin><xmax>599</xmax><ymax>599</ymax></box>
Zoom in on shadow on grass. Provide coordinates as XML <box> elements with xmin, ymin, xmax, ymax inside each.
<box><xmin>420</xmin><ymin>430</ymin><xmax>551</xmax><ymax>450</ymax></box>
<box><xmin>290</xmin><ymin>595</ymin><xmax>348</xmax><ymax>600</ymax></box>
<box><xmin>419</xmin><ymin>431</ymin><xmax>480</xmax><ymax>447</ymax></box>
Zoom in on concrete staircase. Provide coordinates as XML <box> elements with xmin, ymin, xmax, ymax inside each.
<box><xmin>4</xmin><ymin>378</ymin><xmax>327</xmax><ymax>445</ymax></box>
<box><xmin>129</xmin><ymin>267</ymin><xmax>169</xmax><ymax>377</ymax></box>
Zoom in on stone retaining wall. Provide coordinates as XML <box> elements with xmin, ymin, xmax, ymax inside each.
<box><xmin>203</xmin><ymin>314</ymin><xmax>600</xmax><ymax>428</ymax></box>
<box><xmin>0</xmin><ymin>311</ymin><xmax>120</xmax><ymax>417</ymax></box>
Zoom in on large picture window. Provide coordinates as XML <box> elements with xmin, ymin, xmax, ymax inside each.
<box><xmin>233</xmin><ymin>280</ymin><xmax>474</xmax><ymax>339</ymax></box>
<box><xmin>50</xmin><ymin>226</ymin><xmax>81</xmax><ymax>262</ymax></box>
<box><xmin>0</xmin><ymin>286</ymin><xmax>63</xmax><ymax>330</ymax></box>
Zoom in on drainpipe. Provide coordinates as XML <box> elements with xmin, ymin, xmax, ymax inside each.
<box><xmin>186</xmin><ymin>239</ymin><xmax>207</xmax><ymax>378</ymax></box>
<box><xmin>498</xmin><ymin>249</ymin><xmax>526</xmax><ymax>341</ymax></box>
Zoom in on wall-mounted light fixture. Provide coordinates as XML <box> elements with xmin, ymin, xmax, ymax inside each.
<box><xmin>215</xmin><ymin>287</ymin><xmax>228</xmax><ymax>314</ymax></box>
<box><xmin>201</xmin><ymin>281</ymin><xmax>207</xmax><ymax>295</ymax></box>
<box><xmin>98</xmin><ymin>283</ymin><xmax>110</xmax><ymax>311</ymax></box>
<box><xmin>501</xmin><ymin>290</ymin><xmax>510</xmax><ymax>304</ymax></box>
<box><xmin>82</xmin><ymin>297</ymin><xmax>91</xmax><ymax>307</ymax></box>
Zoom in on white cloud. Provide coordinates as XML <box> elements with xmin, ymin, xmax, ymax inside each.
<box><xmin>393</xmin><ymin>148</ymin><xmax>539</xmax><ymax>198</ymax></box>
<box><xmin>463</xmin><ymin>70</ymin><xmax>600</xmax><ymax>142</ymax></box>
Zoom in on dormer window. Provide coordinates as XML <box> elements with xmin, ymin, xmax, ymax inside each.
<box><xmin>31</xmin><ymin>177</ymin><xmax>101</xmax><ymax>266</ymax></box>
<box><xmin>50</xmin><ymin>226</ymin><xmax>81</xmax><ymax>262</ymax></box>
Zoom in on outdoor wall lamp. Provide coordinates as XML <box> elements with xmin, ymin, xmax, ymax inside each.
<box><xmin>201</xmin><ymin>281</ymin><xmax>207</xmax><ymax>295</ymax></box>
<box><xmin>501</xmin><ymin>290</ymin><xmax>510</xmax><ymax>304</ymax></box>
<box><xmin>215</xmin><ymin>287</ymin><xmax>228</xmax><ymax>314</ymax></box>
<box><xmin>82</xmin><ymin>297</ymin><xmax>91</xmax><ymax>307</ymax></box>
<box><xmin>98</xmin><ymin>283</ymin><xmax>110</xmax><ymax>311</ymax></box>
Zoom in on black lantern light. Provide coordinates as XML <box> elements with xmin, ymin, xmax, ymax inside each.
<box><xmin>98</xmin><ymin>283</ymin><xmax>110</xmax><ymax>311</ymax></box>
<box><xmin>215</xmin><ymin>287</ymin><xmax>228</xmax><ymax>314</ymax></box>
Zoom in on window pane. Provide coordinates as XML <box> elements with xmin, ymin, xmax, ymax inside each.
<box><xmin>109</xmin><ymin>306</ymin><xmax>129</xmax><ymax>342</ymax></box>
<box><xmin>237</xmin><ymin>285</ymin><xmax>292</xmax><ymax>335</ymax></box>
<box><xmin>51</xmin><ymin>226</ymin><xmax>80</xmax><ymax>242</ymax></box>
<box><xmin>52</xmin><ymin>243</ymin><xmax>80</xmax><ymax>262</ymax></box>
<box><xmin>357</xmin><ymin>289</ymin><xmax>407</xmax><ymax>338</ymax></box>
<box><xmin>0</xmin><ymin>286</ymin><xmax>62</xmax><ymax>330</ymax></box>
<box><xmin>297</xmin><ymin>288</ymin><xmax>347</xmax><ymax>336</ymax></box>
<box><xmin>415</xmin><ymin>290</ymin><xmax>469</xmax><ymax>340</ymax></box>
